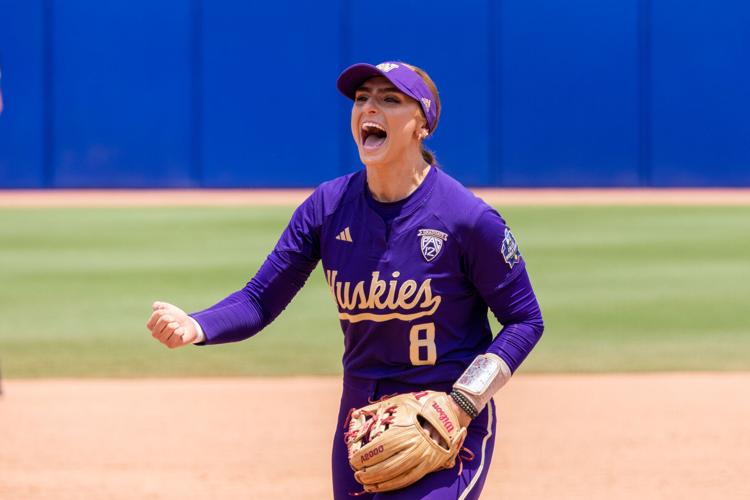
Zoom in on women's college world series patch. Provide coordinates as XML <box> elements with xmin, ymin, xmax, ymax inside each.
<box><xmin>501</xmin><ymin>228</ymin><xmax>521</xmax><ymax>268</ymax></box>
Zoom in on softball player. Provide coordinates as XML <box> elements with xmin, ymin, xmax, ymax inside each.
<box><xmin>147</xmin><ymin>61</ymin><xmax>544</xmax><ymax>499</ymax></box>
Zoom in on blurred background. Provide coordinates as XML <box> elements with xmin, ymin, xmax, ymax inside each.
<box><xmin>0</xmin><ymin>0</ymin><xmax>748</xmax><ymax>188</ymax></box>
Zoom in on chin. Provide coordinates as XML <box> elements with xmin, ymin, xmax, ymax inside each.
<box><xmin>358</xmin><ymin>146</ymin><xmax>391</xmax><ymax>166</ymax></box>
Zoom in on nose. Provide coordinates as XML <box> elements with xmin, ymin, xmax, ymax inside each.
<box><xmin>362</xmin><ymin>98</ymin><xmax>379</xmax><ymax>114</ymax></box>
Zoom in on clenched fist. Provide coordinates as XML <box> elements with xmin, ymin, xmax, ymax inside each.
<box><xmin>146</xmin><ymin>301</ymin><xmax>199</xmax><ymax>349</ymax></box>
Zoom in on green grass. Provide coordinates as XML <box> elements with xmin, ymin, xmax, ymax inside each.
<box><xmin>1</xmin><ymin>205</ymin><xmax>748</xmax><ymax>378</ymax></box>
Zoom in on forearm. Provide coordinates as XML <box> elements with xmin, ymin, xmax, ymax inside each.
<box><xmin>483</xmin><ymin>268</ymin><xmax>545</xmax><ymax>373</ymax></box>
<box><xmin>190</xmin><ymin>288</ymin><xmax>265</xmax><ymax>344</ymax></box>
<box><xmin>190</xmin><ymin>249</ymin><xmax>318</xmax><ymax>345</ymax></box>
<box><xmin>451</xmin><ymin>316</ymin><xmax>543</xmax><ymax>417</ymax></box>
<box><xmin>450</xmin><ymin>353</ymin><xmax>511</xmax><ymax>421</ymax></box>
<box><xmin>453</xmin><ymin>271</ymin><xmax>544</xmax><ymax>419</ymax></box>
<box><xmin>486</xmin><ymin>317</ymin><xmax>544</xmax><ymax>373</ymax></box>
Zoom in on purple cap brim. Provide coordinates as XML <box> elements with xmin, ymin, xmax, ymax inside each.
<box><xmin>336</xmin><ymin>61</ymin><xmax>437</xmax><ymax>133</ymax></box>
<box><xmin>336</xmin><ymin>63</ymin><xmax>386</xmax><ymax>100</ymax></box>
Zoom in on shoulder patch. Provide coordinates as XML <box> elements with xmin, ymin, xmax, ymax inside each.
<box><xmin>501</xmin><ymin>228</ymin><xmax>521</xmax><ymax>269</ymax></box>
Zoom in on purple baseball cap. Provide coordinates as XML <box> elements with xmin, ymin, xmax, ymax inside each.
<box><xmin>336</xmin><ymin>61</ymin><xmax>438</xmax><ymax>133</ymax></box>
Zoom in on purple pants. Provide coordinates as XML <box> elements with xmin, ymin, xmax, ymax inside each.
<box><xmin>332</xmin><ymin>375</ymin><xmax>497</xmax><ymax>500</ymax></box>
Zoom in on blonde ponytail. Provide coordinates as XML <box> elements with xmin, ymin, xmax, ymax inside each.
<box><xmin>403</xmin><ymin>63</ymin><xmax>441</xmax><ymax>166</ymax></box>
<box><xmin>421</xmin><ymin>145</ymin><xmax>436</xmax><ymax>166</ymax></box>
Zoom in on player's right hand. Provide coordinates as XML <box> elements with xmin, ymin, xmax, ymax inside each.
<box><xmin>146</xmin><ymin>301</ymin><xmax>198</xmax><ymax>349</ymax></box>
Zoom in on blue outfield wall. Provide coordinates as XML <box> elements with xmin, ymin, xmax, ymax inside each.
<box><xmin>201</xmin><ymin>0</ymin><xmax>343</xmax><ymax>187</ymax></box>
<box><xmin>497</xmin><ymin>0</ymin><xmax>641</xmax><ymax>187</ymax></box>
<box><xmin>0</xmin><ymin>0</ymin><xmax>45</xmax><ymax>187</ymax></box>
<box><xmin>51</xmin><ymin>0</ymin><xmax>194</xmax><ymax>188</ymax></box>
<box><xmin>0</xmin><ymin>0</ymin><xmax>748</xmax><ymax>188</ymax></box>
<box><xmin>650</xmin><ymin>0</ymin><xmax>750</xmax><ymax>187</ymax></box>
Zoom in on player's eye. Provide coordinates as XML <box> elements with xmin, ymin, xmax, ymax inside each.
<box><xmin>355</xmin><ymin>95</ymin><xmax>368</xmax><ymax>102</ymax></box>
<box><xmin>384</xmin><ymin>96</ymin><xmax>400</xmax><ymax>103</ymax></box>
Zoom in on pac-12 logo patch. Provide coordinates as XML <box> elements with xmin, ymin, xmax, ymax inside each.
<box><xmin>418</xmin><ymin>229</ymin><xmax>448</xmax><ymax>262</ymax></box>
<box><xmin>376</xmin><ymin>62</ymin><xmax>399</xmax><ymax>72</ymax></box>
<box><xmin>501</xmin><ymin>228</ymin><xmax>521</xmax><ymax>268</ymax></box>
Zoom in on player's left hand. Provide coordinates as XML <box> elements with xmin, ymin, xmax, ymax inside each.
<box><xmin>146</xmin><ymin>301</ymin><xmax>198</xmax><ymax>349</ymax></box>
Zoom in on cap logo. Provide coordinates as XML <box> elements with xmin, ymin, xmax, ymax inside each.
<box><xmin>376</xmin><ymin>63</ymin><xmax>399</xmax><ymax>73</ymax></box>
<box><xmin>421</xmin><ymin>97</ymin><xmax>432</xmax><ymax>111</ymax></box>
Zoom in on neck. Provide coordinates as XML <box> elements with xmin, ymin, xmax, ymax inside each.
<box><xmin>365</xmin><ymin>150</ymin><xmax>431</xmax><ymax>203</ymax></box>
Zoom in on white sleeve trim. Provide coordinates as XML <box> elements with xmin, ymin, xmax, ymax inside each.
<box><xmin>189</xmin><ymin>317</ymin><xmax>206</xmax><ymax>344</ymax></box>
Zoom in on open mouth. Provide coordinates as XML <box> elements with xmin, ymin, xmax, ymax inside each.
<box><xmin>361</xmin><ymin>121</ymin><xmax>388</xmax><ymax>151</ymax></box>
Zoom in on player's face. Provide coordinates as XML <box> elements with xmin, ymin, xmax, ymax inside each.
<box><xmin>351</xmin><ymin>77</ymin><xmax>428</xmax><ymax>166</ymax></box>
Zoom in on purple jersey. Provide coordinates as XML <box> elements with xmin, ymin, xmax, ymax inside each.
<box><xmin>192</xmin><ymin>167</ymin><xmax>543</xmax><ymax>385</ymax></box>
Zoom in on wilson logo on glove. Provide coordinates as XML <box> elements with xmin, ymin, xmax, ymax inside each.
<box><xmin>431</xmin><ymin>401</ymin><xmax>455</xmax><ymax>432</ymax></box>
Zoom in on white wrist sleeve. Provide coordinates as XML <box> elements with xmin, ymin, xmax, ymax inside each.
<box><xmin>452</xmin><ymin>353</ymin><xmax>512</xmax><ymax>413</ymax></box>
<box><xmin>189</xmin><ymin>317</ymin><xmax>205</xmax><ymax>344</ymax></box>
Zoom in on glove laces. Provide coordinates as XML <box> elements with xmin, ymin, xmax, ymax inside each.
<box><xmin>456</xmin><ymin>446</ymin><xmax>475</xmax><ymax>476</ymax></box>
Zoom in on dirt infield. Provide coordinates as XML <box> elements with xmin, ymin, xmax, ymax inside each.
<box><xmin>1</xmin><ymin>188</ymin><xmax>749</xmax><ymax>207</ymax></box>
<box><xmin>1</xmin><ymin>374</ymin><xmax>748</xmax><ymax>499</ymax></box>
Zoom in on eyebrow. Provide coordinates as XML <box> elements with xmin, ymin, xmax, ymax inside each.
<box><xmin>356</xmin><ymin>86</ymin><xmax>402</xmax><ymax>95</ymax></box>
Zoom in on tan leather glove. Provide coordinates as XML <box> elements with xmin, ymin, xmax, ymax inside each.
<box><xmin>344</xmin><ymin>391</ymin><xmax>468</xmax><ymax>494</ymax></box>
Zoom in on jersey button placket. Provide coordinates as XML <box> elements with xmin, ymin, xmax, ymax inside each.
<box><xmin>368</xmin><ymin>216</ymin><xmax>389</xmax><ymax>262</ymax></box>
